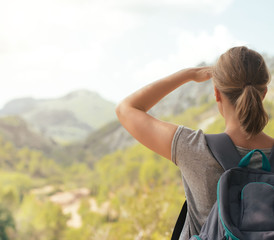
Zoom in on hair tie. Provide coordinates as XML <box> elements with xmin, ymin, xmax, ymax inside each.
<box><xmin>245</xmin><ymin>81</ymin><xmax>252</xmax><ymax>87</ymax></box>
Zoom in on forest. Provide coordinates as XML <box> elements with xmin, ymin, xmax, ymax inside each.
<box><xmin>0</xmin><ymin>65</ymin><xmax>274</xmax><ymax>239</ymax></box>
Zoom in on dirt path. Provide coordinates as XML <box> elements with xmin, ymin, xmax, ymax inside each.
<box><xmin>49</xmin><ymin>188</ymin><xmax>90</xmax><ymax>228</ymax></box>
<box><xmin>32</xmin><ymin>186</ymin><xmax>112</xmax><ymax>228</ymax></box>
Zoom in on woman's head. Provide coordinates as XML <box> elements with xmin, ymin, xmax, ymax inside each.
<box><xmin>213</xmin><ymin>46</ymin><xmax>271</xmax><ymax>138</ymax></box>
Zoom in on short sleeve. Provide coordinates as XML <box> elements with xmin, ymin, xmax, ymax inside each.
<box><xmin>171</xmin><ymin>126</ymin><xmax>225</xmax><ymax>236</ymax></box>
<box><xmin>171</xmin><ymin>125</ymin><xmax>209</xmax><ymax>167</ymax></box>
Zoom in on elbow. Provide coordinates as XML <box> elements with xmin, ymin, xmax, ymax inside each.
<box><xmin>115</xmin><ymin>99</ymin><xmax>142</xmax><ymax>124</ymax></box>
<box><xmin>115</xmin><ymin>100</ymin><xmax>134</xmax><ymax>125</ymax></box>
<box><xmin>115</xmin><ymin>101</ymin><xmax>126</xmax><ymax>121</ymax></box>
<box><xmin>115</xmin><ymin>103</ymin><xmax>121</xmax><ymax>119</ymax></box>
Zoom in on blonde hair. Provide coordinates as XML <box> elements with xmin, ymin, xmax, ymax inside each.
<box><xmin>213</xmin><ymin>46</ymin><xmax>270</xmax><ymax>138</ymax></box>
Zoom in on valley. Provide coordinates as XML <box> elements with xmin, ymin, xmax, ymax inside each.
<box><xmin>0</xmin><ymin>56</ymin><xmax>274</xmax><ymax>239</ymax></box>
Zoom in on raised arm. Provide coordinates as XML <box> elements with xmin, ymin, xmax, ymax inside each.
<box><xmin>115</xmin><ymin>67</ymin><xmax>212</xmax><ymax>160</ymax></box>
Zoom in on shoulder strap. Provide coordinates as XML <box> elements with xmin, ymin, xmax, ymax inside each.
<box><xmin>171</xmin><ymin>201</ymin><xmax>187</xmax><ymax>240</ymax></box>
<box><xmin>172</xmin><ymin>133</ymin><xmax>239</xmax><ymax>239</ymax></box>
<box><xmin>267</xmin><ymin>146</ymin><xmax>274</xmax><ymax>172</ymax></box>
<box><xmin>205</xmin><ymin>133</ymin><xmax>242</xmax><ymax>171</ymax></box>
<box><xmin>171</xmin><ymin>134</ymin><xmax>274</xmax><ymax>240</ymax></box>
<box><xmin>206</xmin><ymin>133</ymin><xmax>274</xmax><ymax>172</ymax></box>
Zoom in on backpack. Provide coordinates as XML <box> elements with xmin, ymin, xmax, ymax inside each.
<box><xmin>171</xmin><ymin>133</ymin><xmax>274</xmax><ymax>240</ymax></box>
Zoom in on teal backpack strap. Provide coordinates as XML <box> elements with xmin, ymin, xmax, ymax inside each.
<box><xmin>171</xmin><ymin>134</ymin><xmax>241</xmax><ymax>239</ymax></box>
<box><xmin>205</xmin><ymin>133</ymin><xmax>242</xmax><ymax>171</ymax></box>
<box><xmin>238</xmin><ymin>149</ymin><xmax>271</xmax><ymax>171</ymax></box>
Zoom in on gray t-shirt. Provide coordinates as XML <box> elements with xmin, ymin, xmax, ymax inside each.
<box><xmin>171</xmin><ymin>126</ymin><xmax>272</xmax><ymax>240</ymax></box>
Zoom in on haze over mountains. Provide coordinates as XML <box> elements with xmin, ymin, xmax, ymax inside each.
<box><xmin>0</xmin><ymin>55</ymin><xmax>274</xmax><ymax>239</ymax></box>
<box><xmin>0</xmin><ymin>55</ymin><xmax>273</xmax><ymax>159</ymax></box>
<box><xmin>0</xmin><ymin>81</ymin><xmax>217</xmax><ymax>164</ymax></box>
<box><xmin>0</xmin><ymin>90</ymin><xmax>116</xmax><ymax>144</ymax></box>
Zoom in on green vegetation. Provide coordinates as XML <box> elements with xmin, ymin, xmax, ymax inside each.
<box><xmin>16</xmin><ymin>195</ymin><xmax>68</xmax><ymax>240</ymax></box>
<box><xmin>0</xmin><ymin>90</ymin><xmax>116</xmax><ymax>144</ymax></box>
<box><xmin>163</xmin><ymin>100</ymin><xmax>217</xmax><ymax>128</ymax></box>
<box><xmin>0</xmin><ymin>135</ymin><xmax>184</xmax><ymax>239</ymax></box>
<box><xmin>0</xmin><ymin>205</ymin><xmax>15</xmax><ymax>240</ymax></box>
<box><xmin>0</xmin><ymin>93</ymin><xmax>274</xmax><ymax>239</ymax></box>
<box><xmin>205</xmin><ymin>114</ymin><xmax>225</xmax><ymax>134</ymax></box>
<box><xmin>205</xmin><ymin>100</ymin><xmax>274</xmax><ymax>137</ymax></box>
<box><xmin>263</xmin><ymin>100</ymin><xmax>274</xmax><ymax>137</ymax></box>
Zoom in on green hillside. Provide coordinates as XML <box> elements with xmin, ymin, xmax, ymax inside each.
<box><xmin>0</xmin><ymin>116</ymin><xmax>56</xmax><ymax>153</ymax></box>
<box><xmin>0</xmin><ymin>97</ymin><xmax>273</xmax><ymax>239</ymax></box>
<box><xmin>0</xmin><ymin>90</ymin><xmax>116</xmax><ymax>144</ymax></box>
<box><xmin>0</xmin><ymin>134</ymin><xmax>184</xmax><ymax>239</ymax></box>
<box><xmin>0</xmin><ymin>56</ymin><xmax>274</xmax><ymax>239</ymax></box>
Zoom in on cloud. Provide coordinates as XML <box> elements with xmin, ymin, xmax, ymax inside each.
<box><xmin>175</xmin><ymin>25</ymin><xmax>247</xmax><ymax>66</ymax></box>
<box><xmin>0</xmin><ymin>0</ymin><xmax>141</xmax><ymax>51</ymax></box>
<box><xmin>123</xmin><ymin>25</ymin><xmax>246</xmax><ymax>95</ymax></box>
<box><xmin>0</xmin><ymin>0</ymin><xmax>239</xmax><ymax>107</ymax></box>
<box><xmin>0</xmin><ymin>0</ymin><xmax>141</xmax><ymax>104</ymax></box>
<box><xmin>105</xmin><ymin>0</ymin><xmax>234</xmax><ymax>15</ymax></box>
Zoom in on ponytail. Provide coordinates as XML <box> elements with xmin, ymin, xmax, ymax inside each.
<box><xmin>235</xmin><ymin>86</ymin><xmax>268</xmax><ymax>138</ymax></box>
<box><xmin>213</xmin><ymin>46</ymin><xmax>270</xmax><ymax>138</ymax></box>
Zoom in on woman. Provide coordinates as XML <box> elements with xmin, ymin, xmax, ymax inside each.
<box><xmin>115</xmin><ymin>46</ymin><xmax>274</xmax><ymax>239</ymax></box>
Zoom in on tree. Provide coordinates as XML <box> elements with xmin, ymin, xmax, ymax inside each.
<box><xmin>0</xmin><ymin>205</ymin><xmax>15</xmax><ymax>240</ymax></box>
<box><xmin>16</xmin><ymin>195</ymin><xmax>68</xmax><ymax>240</ymax></box>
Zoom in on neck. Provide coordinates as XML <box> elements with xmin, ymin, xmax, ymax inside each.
<box><xmin>221</xmin><ymin>99</ymin><xmax>252</xmax><ymax>143</ymax></box>
<box><xmin>217</xmin><ymin>92</ymin><xmax>273</xmax><ymax>148</ymax></box>
<box><xmin>224</xmin><ymin>117</ymin><xmax>246</xmax><ymax>139</ymax></box>
<box><xmin>224</xmin><ymin>113</ymin><xmax>273</xmax><ymax>149</ymax></box>
<box><xmin>221</xmin><ymin>99</ymin><xmax>242</xmax><ymax>135</ymax></box>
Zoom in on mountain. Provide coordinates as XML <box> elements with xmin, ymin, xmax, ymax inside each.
<box><xmin>1</xmin><ymin>55</ymin><xmax>273</xmax><ymax>154</ymax></box>
<box><xmin>0</xmin><ymin>90</ymin><xmax>116</xmax><ymax>143</ymax></box>
<box><xmin>149</xmin><ymin>79</ymin><xmax>214</xmax><ymax>117</ymax></box>
<box><xmin>83</xmin><ymin>120</ymin><xmax>137</xmax><ymax>159</ymax></box>
<box><xmin>68</xmin><ymin>80</ymin><xmax>215</xmax><ymax>161</ymax></box>
<box><xmin>0</xmin><ymin>116</ymin><xmax>56</xmax><ymax>152</ymax></box>
<box><xmin>79</xmin><ymin>73</ymin><xmax>274</xmax><ymax>160</ymax></box>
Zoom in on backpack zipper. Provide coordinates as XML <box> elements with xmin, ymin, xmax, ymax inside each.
<box><xmin>217</xmin><ymin>178</ymin><xmax>240</xmax><ymax>240</ymax></box>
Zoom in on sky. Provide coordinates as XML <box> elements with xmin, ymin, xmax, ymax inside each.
<box><xmin>0</xmin><ymin>0</ymin><xmax>274</xmax><ymax>108</ymax></box>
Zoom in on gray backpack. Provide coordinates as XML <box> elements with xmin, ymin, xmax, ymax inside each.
<box><xmin>189</xmin><ymin>133</ymin><xmax>274</xmax><ymax>240</ymax></box>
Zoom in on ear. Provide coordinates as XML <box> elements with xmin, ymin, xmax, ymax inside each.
<box><xmin>214</xmin><ymin>86</ymin><xmax>221</xmax><ymax>102</ymax></box>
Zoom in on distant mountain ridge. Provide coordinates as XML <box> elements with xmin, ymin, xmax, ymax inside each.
<box><xmin>70</xmin><ymin>80</ymin><xmax>216</xmax><ymax>160</ymax></box>
<box><xmin>79</xmin><ymin>74</ymin><xmax>274</xmax><ymax>160</ymax></box>
<box><xmin>0</xmin><ymin>90</ymin><xmax>116</xmax><ymax>143</ymax></box>
<box><xmin>0</xmin><ymin>55</ymin><xmax>273</xmax><ymax>154</ymax></box>
<box><xmin>0</xmin><ymin>116</ymin><xmax>56</xmax><ymax>152</ymax></box>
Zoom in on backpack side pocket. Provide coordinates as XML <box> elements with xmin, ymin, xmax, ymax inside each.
<box><xmin>240</xmin><ymin>182</ymin><xmax>274</xmax><ymax>231</ymax></box>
